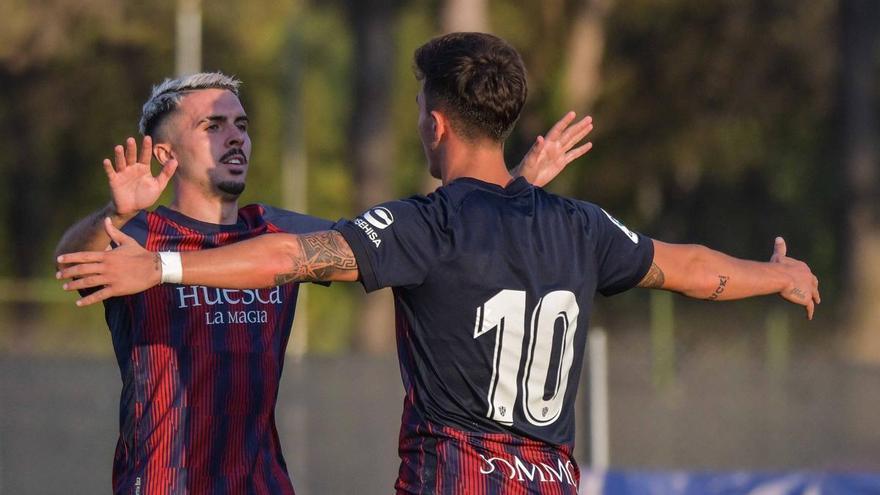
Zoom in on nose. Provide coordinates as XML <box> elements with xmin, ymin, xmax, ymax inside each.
<box><xmin>227</xmin><ymin>127</ymin><xmax>244</xmax><ymax>148</ymax></box>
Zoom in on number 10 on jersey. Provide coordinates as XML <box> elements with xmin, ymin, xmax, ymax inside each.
<box><xmin>473</xmin><ymin>289</ymin><xmax>580</xmax><ymax>427</ymax></box>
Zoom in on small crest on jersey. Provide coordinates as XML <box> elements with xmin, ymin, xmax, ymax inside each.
<box><xmin>363</xmin><ymin>207</ymin><xmax>394</xmax><ymax>229</ymax></box>
<box><xmin>601</xmin><ymin>208</ymin><xmax>639</xmax><ymax>244</ymax></box>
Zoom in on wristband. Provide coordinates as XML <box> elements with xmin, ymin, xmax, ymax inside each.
<box><xmin>159</xmin><ymin>252</ymin><xmax>183</xmax><ymax>284</ymax></box>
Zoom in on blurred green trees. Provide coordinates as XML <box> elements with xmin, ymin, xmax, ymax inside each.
<box><xmin>0</xmin><ymin>0</ymin><xmax>876</xmax><ymax>355</ymax></box>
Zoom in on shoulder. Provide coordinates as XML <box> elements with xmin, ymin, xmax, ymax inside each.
<box><xmin>247</xmin><ymin>203</ymin><xmax>334</xmax><ymax>233</ymax></box>
<box><xmin>530</xmin><ymin>188</ymin><xmax>601</xmax><ymax>224</ymax></box>
<box><xmin>119</xmin><ymin>210</ymin><xmax>151</xmax><ymax>247</ymax></box>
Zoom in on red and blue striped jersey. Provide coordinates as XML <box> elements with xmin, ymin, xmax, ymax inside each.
<box><xmin>336</xmin><ymin>177</ymin><xmax>653</xmax><ymax>494</ymax></box>
<box><xmin>104</xmin><ymin>204</ymin><xmax>331</xmax><ymax>495</ymax></box>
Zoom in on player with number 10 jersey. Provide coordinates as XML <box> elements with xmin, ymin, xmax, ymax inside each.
<box><xmin>335</xmin><ymin>176</ymin><xmax>653</xmax><ymax>494</ymax></box>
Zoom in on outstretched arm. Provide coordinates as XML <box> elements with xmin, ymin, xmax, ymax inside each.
<box><xmin>54</xmin><ymin>136</ymin><xmax>178</xmax><ymax>260</ymax></box>
<box><xmin>639</xmin><ymin>237</ymin><xmax>820</xmax><ymax>319</ymax></box>
<box><xmin>57</xmin><ymin>218</ymin><xmax>359</xmax><ymax>306</ymax></box>
<box><xmin>512</xmin><ymin>112</ymin><xmax>594</xmax><ymax>187</ymax></box>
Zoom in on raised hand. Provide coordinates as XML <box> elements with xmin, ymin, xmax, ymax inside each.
<box><xmin>105</xmin><ymin>136</ymin><xmax>178</xmax><ymax>216</ymax></box>
<box><xmin>770</xmin><ymin>237</ymin><xmax>821</xmax><ymax>319</ymax></box>
<box><xmin>57</xmin><ymin>218</ymin><xmax>162</xmax><ymax>306</ymax></box>
<box><xmin>515</xmin><ymin>112</ymin><xmax>594</xmax><ymax>188</ymax></box>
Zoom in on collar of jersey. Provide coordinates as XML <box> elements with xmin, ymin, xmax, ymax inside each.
<box><xmin>154</xmin><ymin>205</ymin><xmax>250</xmax><ymax>233</ymax></box>
<box><xmin>449</xmin><ymin>176</ymin><xmax>531</xmax><ymax>196</ymax></box>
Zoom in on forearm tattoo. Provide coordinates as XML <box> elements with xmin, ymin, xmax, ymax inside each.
<box><xmin>638</xmin><ymin>263</ymin><xmax>666</xmax><ymax>289</ymax></box>
<box><xmin>706</xmin><ymin>275</ymin><xmax>730</xmax><ymax>301</ymax></box>
<box><xmin>274</xmin><ymin>231</ymin><xmax>358</xmax><ymax>285</ymax></box>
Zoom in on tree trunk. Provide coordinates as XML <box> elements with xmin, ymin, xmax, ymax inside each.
<box><xmin>840</xmin><ymin>0</ymin><xmax>880</xmax><ymax>362</ymax></box>
<box><xmin>281</xmin><ymin>21</ymin><xmax>310</xmax><ymax>359</ymax></box>
<box><xmin>554</xmin><ymin>0</ymin><xmax>613</xmax><ymax>197</ymax></box>
<box><xmin>563</xmin><ymin>0</ymin><xmax>612</xmax><ymax>113</ymax></box>
<box><xmin>347</xmin><ymin>0</ymin><xmax>398</xmax><ymax>354</ymax></box>
<box><xmin>3</xmin><ymin>72</ymin><xmax>52</xmax><ymax>348</ymax></box>
<box><xmin>441</xmin><ymin>0</ymin><xmax>489</xmax><ymax>34</ymax></box>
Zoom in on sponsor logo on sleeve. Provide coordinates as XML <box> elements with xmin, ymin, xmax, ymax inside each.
<box><xmin>363</xmin><ymin>207</ymin><xmax>394</xmax><ymax>229</ymax></box>
<box><xmin>354</xmin><ymin>206</ymin><xmax>394</xmax><ymax>248</ymax></box>
<box><xmin>601</xmin><ymin>208</ymin><xmax>639</xmax><ymax>244</ymax></box>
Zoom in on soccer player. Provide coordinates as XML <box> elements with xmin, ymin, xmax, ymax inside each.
<box><xmin>58</xmin><ymin>33</ymin><xmax>819</xmax><ymax>494</ymax></box>
<box><xmin>55</xmin><ymin>73</ymin><xmax>333</xmax><ymax>494</ymax></box>
<box><xmin>55</xmin><ymin>70</ymin><xmax>593</xmax><ymax>494</ymax></box>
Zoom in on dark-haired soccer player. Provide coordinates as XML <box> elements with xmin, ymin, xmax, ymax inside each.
<box><xmin>54</xmin><ymin>70</ymin><xmax>591</xmax><ymax>494</ymax></box>
<box><xmin>59</xmin><ymin>33</ymin><xmax>819</xmax><ymax>494</ymax></box>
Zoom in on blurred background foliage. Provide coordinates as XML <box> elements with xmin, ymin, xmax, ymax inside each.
<box><xmin>0</xmin><ymin>0</ymin><xmax>877</xmax><ymax>358</ymax></box>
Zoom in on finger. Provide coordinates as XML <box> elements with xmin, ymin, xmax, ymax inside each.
<box><xmin>545</xmin><ymin>111</ymin><xmax>577</xmax><ymax>141</ymax></box>
<box><xmin>560</xmin><ymin>117</ymin><xmax>594</xmax><ymax>150</ymax></box>
<box><xmin>774</xmin><ymin>237</ymin><xmax>787</xmax><ymax>259</ymax></box>
<box><xmin>102</xmin><ymin>158</ymin><xmax>116</xmax><ymax>180</ymax></box>
<box><xmin>125</xmin><ymin>137</ymin><xmax>138</xmax><ymax>166</ymax></box>
<box><xmin>157</xmin><ymin>158</ymin><xmax>179</xmax><ymax>187</ymax></box>
<box><xmin>57</xmin><ymin>262</ymin><xmax>104</xmax><ymax>280</ymax></box>
<box><xmin>104</xmin><ymin>217</ymin><xmax>135</xmax><ymax>245</ymax></box>
<box><xmin>770</xmin><ymin>237</ymin><xmax>787</xmax><ymax>263</ymax></box>
<box><xmin>530</xmin><ymin>136</ymin><xmax>545</xmax><ymax>157</ymax></box>
<box><xmin>563</xmin><ymin>142</ymin><xmax>593</xmax><ymax>163</ymax></box>
<box><xmin>113</xmin><ymin>145</ymin><xmax>126</xmax><ymax>172</ymax></box>
<box><xmin>76</xmin><ymin>287</ymin><xmax>115</xmax><ymax>307</ymax></box>
<box><xmin>139</xmin><ymin>135</ymin><xmax>153</xmax><ymax>165</ymax></box>
<box><xmin>806</xmin><ymin>300</ymin><xmax>815</xmax><ymax>320</ymax></box>
<box><xmin>814</xmin><ymin>285</ymin><xmax>821</xmax><ymax>305</ymax></box>
<box><xmin>63</xmin><ymin>275</ymin><xmax>107</xmax><ymax>291</ymax></box>
<box><xmin>57</xmin><ymin>252</ymin><xmax>106</xmax><ymax>265</ymax></box>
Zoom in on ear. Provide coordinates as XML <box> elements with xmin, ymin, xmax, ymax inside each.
<box><xmin>154</xmin><ymin>142</ymin><xmax>176</xmax><ymax>166</ymax></box>
<box><xmin>430</xmin><ymin>110</ymin><xmax>448</xmax><ymax>149</ymax></box>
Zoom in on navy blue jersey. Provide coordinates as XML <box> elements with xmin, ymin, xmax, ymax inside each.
<box><xmin>335</xmin><ymin>177</ymin><xmax>653</xmax><ymax>494</ymax></box>
<box><xmin>105</xmin><ymin>204</ymin><xmax>331</xmax><ymax>495</ymax></box>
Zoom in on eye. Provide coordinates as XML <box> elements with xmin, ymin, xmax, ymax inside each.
<box><xmin>237</xmin><ymin>123</ymin><xmax>248</xmax><ymax>132</ymax></box>
<box><xmin>206</xmin><ymin>123</ymin><xmax>219</xmax><ymax>131</ymax></box>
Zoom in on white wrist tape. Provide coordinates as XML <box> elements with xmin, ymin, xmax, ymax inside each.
<box><xmin>159</xmin><ymin>252</ymin><xmax>183</xmax><ymax>284</ymax></box>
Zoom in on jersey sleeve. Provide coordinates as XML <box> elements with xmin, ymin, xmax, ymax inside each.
<box><xmin>119</xmin><ymin>211</ymin><xmax>150</xmax><ymax>247</ymax></box>
<box><xmin>587</xmin><ymin>204</ymin><xmax>655</xmax><ymax>296</ymax></box>
<box><xmin>333</xmin><ymin>197</ymin><xmax>444</xmax><ymax>292</ymax></box>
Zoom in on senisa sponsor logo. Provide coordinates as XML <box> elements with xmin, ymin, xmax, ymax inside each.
<box><xmin>355</xmin><ymin>206</ymin><xmax>395</xmax><ymax>248</ymax></box>
<box><xmin>363</xmin><ymin>207</ymin><xmax>394</xmax><ymax>229</ymax></box>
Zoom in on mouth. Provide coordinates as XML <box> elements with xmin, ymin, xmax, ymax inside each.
<box><xmin>219</xmin><ymin>149</ymin><xmax>248</xmax><ymax>175</ymax></box>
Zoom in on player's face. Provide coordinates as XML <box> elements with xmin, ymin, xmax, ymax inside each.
<box><xmin>166</xmin><ymin>88</ymin><xmax>251</xmax><ymax>199</ymax></box>
<box><xmin>417</xmin><ymin>88</ymin><xmax>441</xmax><ymax>179</ymax></box>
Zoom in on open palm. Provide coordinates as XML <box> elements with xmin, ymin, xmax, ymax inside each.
<box><xmin>104</xmin><ymin>136</ymin><xmax>178</xmax><ymax>215</ymax></box>
<box><xmin>518</xmin><ymin>112</ymin><xmax>594</xmax><ymax>188</ymax></box>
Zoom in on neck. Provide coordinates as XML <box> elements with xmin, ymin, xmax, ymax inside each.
<box><xmin>439</xmin><ymin>140</ymin><xmax>512</xmax><ymax>187</ymax></box>
<box><xmin>168</xmin><ymin>180</ymin><xmax>240</xmax><ymax>225</ymax></box>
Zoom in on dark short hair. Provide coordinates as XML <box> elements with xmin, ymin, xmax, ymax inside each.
<box><xmin>414</xmin><ymin>32</ymin><xmax>527</xmax><ymax>142</ymax></box>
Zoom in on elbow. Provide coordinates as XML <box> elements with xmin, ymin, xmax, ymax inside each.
<box><xmin>679</xmin><ymin>245</ymin><xmax>719</xmax><ymax>299</ymax></box>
